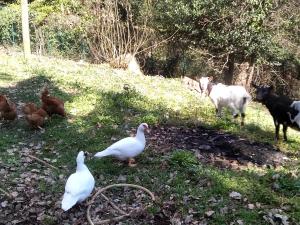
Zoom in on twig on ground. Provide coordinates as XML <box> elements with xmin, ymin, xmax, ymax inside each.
<box><xmin>27</xmin><ymin>154</ymin><xmax>60</xmax><ymax>171</ymax></box>
<box><xmin>90</xmin><ymin>214</ymin><xmax>130</xmax><ymax>225</ymax></box>
<box><xmin>87</xmin><ymin>183</ymin><xmax>155</xmax><ymax>225</ymax></box>
<box><xmin>100</xmin><ymin>193</ymin><xmax>127</xmax><ymax>215</ymax></box>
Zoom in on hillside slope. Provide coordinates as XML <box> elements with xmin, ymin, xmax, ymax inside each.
<box><xmin>0</xmin><ymin>51</ymin><xmax>299</xmax><ymax>224</ymax></box>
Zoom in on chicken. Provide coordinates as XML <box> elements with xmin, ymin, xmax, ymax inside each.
<box><xmin>22</xmin><ymin>103</ymin><xmax>48</xmax><ymax>129</ymax></box>
<box><xmin>26</xmin><ymin>108</ymin><xmax>48</xmax><ymax>129</ymax></box>
<box><xmin>22</xmin><ymin>102</ymin><xmax>38</xmax><ymax>115</ymax></box>
<box><xmin>40</xmin><ymin>86</ymin><xmax>65</xmax><ymax>117</ymax></box>
<box><xmin>0</xmin><ymin>95</ymin><xmax>17</xmax><ymax>121</ymax></box>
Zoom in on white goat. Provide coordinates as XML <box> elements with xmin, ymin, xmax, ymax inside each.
<box><xmin>199</xmin><ymin>77</ymin><xmax>251</xmax><ymax>125</ymax></box>
<box><xmin>199</xmin><ymin>76</ymin><xmax>210</xmax><ymax>97</ymax></box>
<box><xmin>288</xmin><ymin>101</ymin><xmax>300</xmax><ymax>128</ymax></box>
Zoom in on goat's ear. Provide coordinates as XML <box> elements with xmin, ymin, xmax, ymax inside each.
<box><xmin>208</xmin><ymin>76</ymin><xmax>213</xmax><ymax>81</ymax></box>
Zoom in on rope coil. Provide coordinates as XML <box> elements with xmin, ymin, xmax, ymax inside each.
<box><xmin>87</xmin><ymin>183</ymin><xmax>155</xmax><ymax>225</ymax></box>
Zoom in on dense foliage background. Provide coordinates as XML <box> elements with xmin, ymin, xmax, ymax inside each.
<box><xmin>0</xmin><ymin>0</ymin><xmax>299</xmax><ymax>96</ymax></box>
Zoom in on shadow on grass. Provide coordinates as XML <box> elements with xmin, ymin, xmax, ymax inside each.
<box><xmin>0</xmin><ymin>74</ymin><xmax>72</xmax><ymax>103</ymax></box>
<box><xmin>243</xmin><ymin>122</ymin><xmax>275</xmax><ymax>141</ymax></box>
<box><xmin>244</xmin><ymin>121</ymin><xmax>300</xmax><ymax>153</ymax></box>
<box><xmin>89</xmin><ymin>88</ymin><xmax>169</xmax><ymax>125</ymax></box>
<box><xmin>0</xmin><ymin>73</ymin><xmax>74</xmax><ymax>151</ymax></box>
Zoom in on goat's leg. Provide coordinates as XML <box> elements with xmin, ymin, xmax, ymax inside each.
<box><xmin>215</xmin><ymin>108</ymin><xmax>219</xmax><ymax>115</ymax></box>
<box><xmin>283</xmin><ymin>123</ymin><xmax>288</xmax><ymax>141</ymax></box>
<box><xmin>211</xmin><ymin>98</ymin><xmax>221</xmax><ymax>117</ymax></box>
<box><xmin>230</xmin><ymin>105</ymin><xmax>242</xmax><ymax>125</ymax></box>
<box><xmin>232</xmin><ymin>110</ymin><xmax>239</xmax><ymax>118</ymax></box>
<box><xmin>274</xmin><ymin>120</ymin><xmax>280</xmax><ymax>141</ymax></box>
<box><xmin>241</xmin><ymin>113</ymin><xmax>246</xmax><ymax>126</ymax></box>
<box><xmin>229</xmin><ymin>103</ymin><xmax>239</xmax><ymax>118</ymax></box>
<box><xmin>215</xmin><ymin>105</ymin><xmax>222</xmax><ymax>118</ymax></box>
<box><xmin>240</xmin><ymin>104</ymin><xmax>247</xmax><ymax>126</ymax></box>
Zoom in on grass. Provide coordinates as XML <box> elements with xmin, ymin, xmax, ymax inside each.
<box><xmin>0</xmin><ymin>51</ymin><xmax>299</xmax><ymax>224</ymax></box>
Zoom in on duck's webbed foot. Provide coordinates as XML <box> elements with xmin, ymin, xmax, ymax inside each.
<box><xmin>128</xmin><ymin>158</ymin><xmax>137</xmax><ymax>167</ymax></box>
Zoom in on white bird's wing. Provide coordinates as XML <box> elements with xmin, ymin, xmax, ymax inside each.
<box><xmin>95</xmin><ymin>137</ymin><xmax>144</xmax><ymax>159</ymax></box>
<box><xmin>61</xmin><ymin>192</ymin><xmax>78</xmax><ymax>211</ymax></box>
<box><xmin>94</xmin><ymin>148</ymin><xmax>121</xmax><ymax>158</ymax></box>
<box><xmin>61</xmin><ymin>170</ymin><xmax>95</xmax><ymax>211</ymax></box>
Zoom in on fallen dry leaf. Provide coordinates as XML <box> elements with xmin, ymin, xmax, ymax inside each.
<box><xmin>205</xmin><ymin>210</ymin><xmax>215</xmax><ymax>217</ymax></box>
<box><xmin>229</xmin><ymin>191</ymin><xmax>242</xmax><ymax>200</ymax></box>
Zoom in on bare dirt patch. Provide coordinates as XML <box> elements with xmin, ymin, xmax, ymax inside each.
<box><xmin>148</xmin><ymin>125</ymin><xmax>289</xmax><ymax>169</ymax></box>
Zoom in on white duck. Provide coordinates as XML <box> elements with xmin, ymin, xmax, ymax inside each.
<box><xmin>61</xmin><ymin>151</ymin><xmax>95</xmax><ymax>211</ymax></box>
<box><xmin>94</xmin><ymin>123</ymin><xmax>149</xmax><ymax>167</ymax></box>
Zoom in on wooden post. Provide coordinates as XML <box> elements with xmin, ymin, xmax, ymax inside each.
<box><xmin>21</xmin><ymin>0</ymin><xmax>31</xmax><ymax>58</ymax></box>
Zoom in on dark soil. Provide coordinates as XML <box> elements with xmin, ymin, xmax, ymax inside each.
<box><xmin>148</xmin><ymin>125</ymin><xmax>289</xmax><ymax>169</ymax></box>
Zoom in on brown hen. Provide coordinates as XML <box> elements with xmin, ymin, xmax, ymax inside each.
<box><xmin>0</xmin><ymin>95</ymin><xmax>17</xmax><ymax>120</ymax></box>
<box><xmin>25</xmin><ymin>108</ymin><xmax>48</xmax><ymax>129</ymax></box>
<box><xmin>41</xmin><ymin>86</ymin><xmax>65</xmax><ymax>117</ymax></box>
<box><xmin>23</xmin><ymin>102</ymin><xmax>48</xmax><ymax>129</ymax></box>
<box><xmin>22</xmin><ymin>102</ymin><xmax>38</xmax><ymax>115</ymax></box>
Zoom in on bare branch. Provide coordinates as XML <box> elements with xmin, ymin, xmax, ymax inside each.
<box><xmin>27</xmin><ymin>154</ymin><xmax>60</xmax><ymax>171</ymax></box>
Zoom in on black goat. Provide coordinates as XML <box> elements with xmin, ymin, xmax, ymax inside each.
<box><xmin>252</xmin><ymin>84</ymin><xmax>299</xmax><ymax>141</ymax></box>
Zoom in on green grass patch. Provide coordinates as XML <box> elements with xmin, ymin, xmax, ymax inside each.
<box><xmin>0</xmin><ymin>51</ymin><xmax>299</xmax><ymax>224</ymax></box>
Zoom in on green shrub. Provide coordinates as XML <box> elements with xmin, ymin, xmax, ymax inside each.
<box><xmin>0</xmin><ymin>2</ymin><xmax>89</xmax><ymax>59</ymax></box>
<box><xmin>0</xmin><ymin>4</ymin><xmax>22</xmax><ymax>45</ymax></box>
<box><xmin>36</xmin><ymin>15</ymin><xmax>89</xmax><ymax>58</ymax></box>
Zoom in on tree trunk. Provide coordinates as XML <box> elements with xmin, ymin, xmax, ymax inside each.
<box><xmin>235</xmin><ymin>55</ymin><xmax>255</xmax><ymax>91</ymax></box>
<box><xmin>235</xmin><ymin>62</ymin><xmax>248</xmax><ymax>87</ymax></box>
<box><xmin>224</xmin><ymin>53</ymin><xmax>235</xmax><ymax>85</ymax></box>
<box><xmin>21</xmin><ymin>0</ymin><xmax>31</xmax><ymax>58</ymax></box>
<box><xmin>246</xmin><ymin>62</ymin><xmax>255</xmax><ymax>90</ymax></box>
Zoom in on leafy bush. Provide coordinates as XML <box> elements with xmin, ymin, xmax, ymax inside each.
<box><xmin>0</xmin><ymin>4</ymin><xmax>22</xmax><ymax>45</ymax></box>
<box><xmin>34</xmin><ymin>13</ymin><xmax>89</xmax><ymax>58</ymax></box>
<box><xmin>0</xmin><ymin>2</ymin><xmax>88</xmax><ymax>59</ymax></box>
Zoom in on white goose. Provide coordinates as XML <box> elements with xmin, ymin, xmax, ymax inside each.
<box><xmin>94</xmin><ymin>123</ymin><xmax>149</xmax><ymax>166</ymax></box>
<box><xmin>61</xmin><ymin>151</ymin><xmax>95</xmax><ymax>211</ymax></box>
